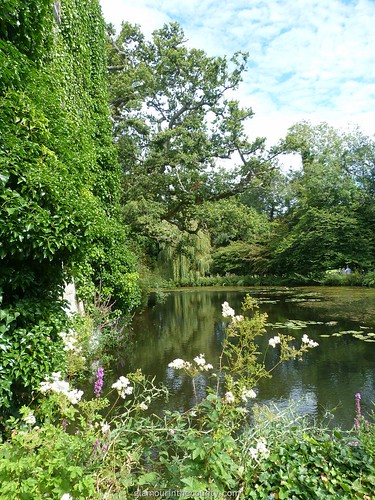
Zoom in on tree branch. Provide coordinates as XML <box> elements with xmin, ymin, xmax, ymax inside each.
<box><xmin>107</xmin><ymin>65</ymin><xmax>125</xmax><ymax>72</ymax></box>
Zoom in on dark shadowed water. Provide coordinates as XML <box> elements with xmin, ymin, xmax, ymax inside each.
<box><xmin>110</xmin><ymin>287</ymin><xmax>375</xmax><ymax>430</ymax></box>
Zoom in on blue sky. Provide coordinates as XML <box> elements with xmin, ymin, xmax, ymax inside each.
<box><xmin>99</xmin><ymin>0</ymin><xmax>375</xmax><ymax>156</ymax></box>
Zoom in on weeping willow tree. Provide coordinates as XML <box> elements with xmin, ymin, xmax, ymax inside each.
<box><xmin>157</xmin><ymin>227</ymin><xmax>212</xmax><ymax>284</ymax></box>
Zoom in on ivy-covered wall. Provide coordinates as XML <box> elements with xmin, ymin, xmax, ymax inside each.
<box><xmin>0</xmin><ymin>0</ymin><xmax>140</xmax><ymax>411</ymax></box>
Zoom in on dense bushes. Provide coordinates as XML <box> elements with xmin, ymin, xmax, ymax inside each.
<box><xmin>153</xmin><ymin>270</ymin><xmax>375</xmax><ymax>289</ymax></box>
<box><xmin>0</xmin><ymin>0</ymin><xmax>140</xmax><ymax>413</ymax></box>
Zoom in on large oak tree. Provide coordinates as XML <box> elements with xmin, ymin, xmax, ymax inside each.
<box><xmin>107</xmin><ymin>22</ymin><xmax>278</xmax><ymax>234</ymax></box>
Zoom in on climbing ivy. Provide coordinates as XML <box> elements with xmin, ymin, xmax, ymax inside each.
<box><xmin>0</xmin><ymin>0</ymin><xmax>140</xmax><ymax>413</ymax></box>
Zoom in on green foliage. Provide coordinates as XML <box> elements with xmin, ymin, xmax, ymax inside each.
<box><xmin>319</xmin><ymin>270</ymin><xmax>365</xmax><ymax>287</ymax></box>
<box><xmin>74</xmin><ymin>219</ymin><xmax>141</xmax><ymax>313</ymax></box>
<box><xmin>0</xmin><ymin>0</ymin><xmax>140</xmax><ymax>415</ymax></box>
<box><xmin>212</xmin><ymin>241</ymin><xmax>256</xmax><ymax>275</ymax></box>
<box><xmin>0</xmin><ymin>300</ymin><xmax>68</xmax><ymax>414</ymax></box>
<box><xmin>107</xmin><ymin>21</ymin><xmax>278</xmax><ymax>282</ymax></box>
<box><xmin>270</xmin><ymin>206</ymin><xmax>374</xmax><ymax>275</ymax></box>
<box><xmin>240</xmin><ymin>165</ymin><xmax>289</xmax><ymax>221</ymax></box>
<box><xmin>0</xmin><ymin>39</ymin><xmax>34</xmax><ymax>91</ymax></box>
<box><xmin>66</xmin><ymin>287</ymin><xmax>134</xmax><ymax>381</ymax></box>
<box><xmin>1</xmin><ymin>0</ymin><xmax>140</xmax><ymax>312</ymax></box>
<box><xmin>0</xmin><ymin>420</ymin><xmax>97</xmax><ymax>498</ymax></box>
<box><xmin>156</xmin><ymin>227</ymin><xmax>212</xmax><ymax>284</ymax></box>
<box><xmin>108</xmin><ymin>21</ymin><xmax>268</xmax><ymax>217</ymax></box>
<box><xmin>0</xmin><ymin>0</ymin><xmax>54</xmax><ymax>61</ymax></box>
<box><xmin>0</xmin><ymin>89</ymin><xmax>99</xmax><ymax>301</ymax></box>
<box><xmin>196</xmin><ymin>198</ymin><xmax>270</xmax><ymax>247</ymax></box>
<box><xmin>242</xmin><ymin>406</ymin><xmax>375</xmax><ymax>499</ymax></box>
<box><xmin>1</xmin><ymin>296</ymin><xmax>374</xmax><ymax>497</ymax></box>
<box><xmin>269</xmin><ymin>122</ymin><xmax>375</xmax><ymax>276</ymax></box>
<box><xmin>363</xmin><ymin>271</ymin><xmax>375</xmax><ymax>288</ymax></box>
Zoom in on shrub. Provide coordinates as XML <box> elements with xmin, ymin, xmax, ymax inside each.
<box><xmin>362</xmin><ymin>271</ymin><xmax>375</xmax><ymax>288</ymax></box>
<box><xmin>242</xmin><ymin>402</ymin><xmax>375</xmax><ymax>498</ymax></box>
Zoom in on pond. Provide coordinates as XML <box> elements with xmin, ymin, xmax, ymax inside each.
<box><xmin>110</xmin><ymin>286</ymin><xmax>375</xmax><ymax>430</ymax></box>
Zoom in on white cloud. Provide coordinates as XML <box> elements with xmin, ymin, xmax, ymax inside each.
<box><xmin>99</xmin><ymin>0</ymin><xmax>375</xmax><ymax>145</ymax></box>
<box><xmin>102</xmin><ymin>0</ymin><xmax>171</xmax><ymax>36</ymax></box>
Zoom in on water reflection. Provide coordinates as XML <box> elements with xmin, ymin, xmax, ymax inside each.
<box><xmin>114</xmin><ymin>287</ymin><xmax>375</xmax><ymax>430</ymax></box>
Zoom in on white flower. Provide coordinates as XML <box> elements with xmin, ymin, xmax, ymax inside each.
<box><xmin>168</xmin><ymin>358</ymin><xmax>186</xmax><ymax>369</ymax></box>
<box><xmin>224</xmin><ymin>391</ymin><xmax>235</xmax><ymax>404</ymax></box>
<box><xmin>302</xmin><ymin>334</ymin><xmax>319</xmax><ymax>348</ymax></box>
<box><xmin>241</xmin><ymin>388</ymin><xmax>256</xmax><ymax>402</ymax></box>
<box><xmin>222</xmin><ymin>301</ymin><xmax>235</xmax><ymax>318</ymax></box>
<box><xmin>256</xmin><ymin>437</ymin><xmax>269</xmax><ymax>455</ymax></box>
<box><xmin>139</xmin><ymin>402</ymin><xmax>148</xmax><ymax>411</ymax></box>
<box><xmin>51</xmin><ymin>379</ymin><xmax>71</xmax><ymax>394</ymax></box>
<box><xmin>59</xmin><ymin>330</ymin><xmax>81</xmax><ymax>353</ymax></box>
<box><xmin>124</xmin><ymin>385</ymin><xmax>133</xmax><ymax>395</ymax></box>
<box><xmin>249</xmin><ymin>437</ymin><xmax>269</xmax><ymax>461</ymax></box>
<box><xmin>112</xmin><ymin>376</ymin><xmax>131</xmax><ymax>392</ymax></box>
<box><xmin>24</xmin><ymin>413</ymin><xmax>36</xmax><ymax>425</ymax></box>
<box><xmin>66</xmin><ymin>389</ymin><xmax>83</xmax><ymax>404</ymax></box>
<box><xmin>39</xmin><ymin>373</ymin><xmax>83</xmax><ymax>404</ymax></box>
<box><xmin>119</xmin><ymin>387</ymin><xmax>133</xmax><ymax>399</ymax></box>
<box><xmin>269</xmin><ymin>336</ymin><xmax>281</xmax><ymax>348</ymax></box>
<box><xmin>40</xmin><ymin>381</ymin><xmax>52</xmax><ymax>393</ymax></box>
<box><xmin>202</xmin><ymin>363</ymin><xmax>213</xmax><ymax>371</ymax></box>
<box><xmin>111</xmin><ymin>375</ymin><xmax>134</xmax><ymax>398</ymax></box>
<box><xmin>60</xmin><ymin>494</ymin><xmax>73</xmax><ymax>500</ymax></box>
<box><xmin>194</xmin><ymin>354</ymin><xmax>206</xmax><ymax>366</ymax></box>
<box><xmin>193</xmin><ymin>354</ymin><xmax>213</xmax><ymax>371</ymax></box>
<box><xmin>100</xmin><ymin>422</ymin><xmax>110</xmax><ymax>434</ymax></box>
<box><xmin>119</xmin><ymin>376</ymin><xmax>130</xmax><ymax>385</ymax></box>
<box><xmin>233</xmin><ymin>315</ymin><xmax>244</xmax><ymax>323</ymax></box>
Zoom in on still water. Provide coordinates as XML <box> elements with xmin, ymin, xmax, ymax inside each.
<box><xmin>113</xmin><ymin>287</ymin><xmax>375</xmax><ymax>430</ymax></box>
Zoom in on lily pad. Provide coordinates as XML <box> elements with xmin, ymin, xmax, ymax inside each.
<box><xmin>285</xmin><ymin>298</ymin><xmax>308</xmax><ymax>303</ymax></box>
<box><xmin>337</xmin><ymin>330</ymin><xmax>363</xmax><ymax>335</ymax></box>
<box><xmin>268</xmin><ymin>319</ymin><xmax>325</xmax><ymax>330</ymax></box>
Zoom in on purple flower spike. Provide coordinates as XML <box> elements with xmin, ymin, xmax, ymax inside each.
<box><xmin>354</xmin><ymin>392</ymin><xmax>362</xmax><ymax>430</ymax></box>
<box><xmin>94</xmin><ymin>367</ymin><xmax>104</xmax><ymax>398</ymax></box>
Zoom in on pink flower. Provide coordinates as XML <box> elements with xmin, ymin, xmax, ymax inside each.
<box><xmin>354</xmin><ymin>392</ymin><xmax>362</xmax><ymax>430</ymax></box>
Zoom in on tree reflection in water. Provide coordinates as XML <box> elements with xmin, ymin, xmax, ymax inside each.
<box><xmin>111</xmin><ymin>287</ymin><xmax>375</xmax><ymax>430</ymax></box>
